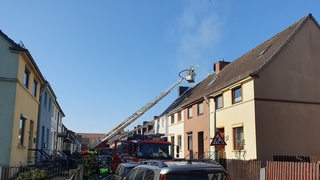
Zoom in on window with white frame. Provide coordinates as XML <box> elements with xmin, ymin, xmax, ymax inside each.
<box><xmin>48</xmin><ymin>98</ymin><xmax>52</xmax><ymax>112</ymax></box>
<box><xmin>41</xmin><ymin>126</ymin><xmax>45</xmax><ymax>148</ymax></box>
<box><xmin>177</xmin><ymin>135</ymin><xmax>182</xmax><ymax>151</ymax></box>
<box><xmin>44</xmin><ymin>92</ymin><xmax>47</xmax><ymax>108</ymax></box>
<box><xmin>18</xmin><ymin>115</ymin><xmax>27</xmax><ymax>146</ymax></box>
<box><xmin>188</xmin><ymin>107</ymin><xmax>193</xmax><ymax>119</ymax></box>
<box><xmin>23</xmin><ymin>68</ymin><xmax>30</xmax><ymax>88</ymax></box>
<box><xmin>232</xmin><ymin>86</ymin><xmax>242</xmax><ymax>104</ymax></box>
<box><xmin>177</xmin><ymin>111</ymin><xmax>182</xmax><ymax>122</ymax></box>
<box><xmin>187</xmin><ymin>132</ymin><xmax>193</xmax><ymax>150</ymax></box>
<box><xmin>215</xmin><ymin>94</ymin><xmax>223</xmax><ymax>109</ymax></box>
<box><xmin>170</xmin><ymin>114</ymin><xmax>174</xmax><ymax>124</ymax></box>
<box><xmin>46</xmin><ymin>128</ymin><xmax>50</xmax><ymax>148</ymax></box>
<box><xmin>33</xmin><ymin>79</ymin><xmax>38</xmax><ymax>97</ymax></box>
<box><xmin>197</xmin><ymin>102</ymin><xmax>204</xmax><ymax>115</ymax></box>
<box><xmin>233</xmin><ymin>126</ymin><xmax>244</xmax><ymax>150</ymax></box>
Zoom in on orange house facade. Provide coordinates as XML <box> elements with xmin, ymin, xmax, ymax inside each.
<box><xmin>183</xmin><ymin>98</ymin><xmax>210</xmax><ymax>159</ymax></box>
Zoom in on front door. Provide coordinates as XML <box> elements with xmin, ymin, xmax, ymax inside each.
<box><xmin>170</xmin><ymin>136</ymin><xmax>175</xmax><ymax>157</ymax></box>
<box><xmin>198</xmin><ymin>131</ymin><xmax>204</xmax><ymax>159</ymax></box>
<box><xmin>217</xmin><ymin>128</ymin><xmax>226</xmax><ymax>158</ymax></box>
<box><xmin>27</xmin><ymin>120</ymin><xmax>34</xmax><ymax>163</ymax></box>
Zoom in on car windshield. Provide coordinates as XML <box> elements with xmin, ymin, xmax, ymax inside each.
<box><xmin>98</xmin><ymin>148</ymin><xmax>114</xmax><ymax>156</ymax></box>
<box><xmin>115</xmin><ymin>165</ymin><xmax>136</xmax><ymax>176</ymax></box>
<box><xmin>166</xmin><ymin>172</ymin><xmax>228</xmax><ymax>180</ymax></box>
<box><xmin>137</xmin><ymin>143</ymin><xmax>170</xmax><ymax>159</ymax></box>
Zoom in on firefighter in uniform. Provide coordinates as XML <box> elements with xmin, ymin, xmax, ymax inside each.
<box><xmin>82</xmin><ymin>150</ymin><xmax>98</xmax><ymax>180</ymax></box>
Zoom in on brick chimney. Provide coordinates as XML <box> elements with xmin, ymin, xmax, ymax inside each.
<box><xmin>214</xmin><ymin>60</ymin><xmax>230</xmax><ymax>73</ymax></box>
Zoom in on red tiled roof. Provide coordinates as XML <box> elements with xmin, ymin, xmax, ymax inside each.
<box><xmin>77</xmin><ymin>133</ymin><xmax>105</xmax><ymax>139</ymax></box>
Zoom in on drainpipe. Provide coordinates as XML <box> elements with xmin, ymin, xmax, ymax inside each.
<box><xmin>213</xmin><ymin>97</ymin><xmax>218</xmax><ymax>160</ymax></box>
<box><xmin>56</xmin><ymin>112</ymin><xmax>59</xmax><ymax>151</ymax></box>
<box><xmin>204</xmin><ymin>96</ymin><xmax>216</xmax><ymax>160</ymax></box>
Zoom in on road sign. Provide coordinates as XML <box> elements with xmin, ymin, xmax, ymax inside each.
<box><xmin>210</xmin><ymin>131</ymin><xmax>227</xmax><ymax>146</ymax></box>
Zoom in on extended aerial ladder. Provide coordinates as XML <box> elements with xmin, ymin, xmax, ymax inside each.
<box><xmin>91</xmin><ymin>66</ymin><xmax>196</xmax><ymax>149</ymax></box>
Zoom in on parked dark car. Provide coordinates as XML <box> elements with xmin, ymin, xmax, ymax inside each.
<box><xmin>126</xmin><ymin>159</ymin><xmax>230</xmax><ymax>180</ymax></box>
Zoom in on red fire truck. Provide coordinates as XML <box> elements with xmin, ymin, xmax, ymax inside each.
<box><xmin>91</xmin><ymin>66</ymin><xmax>196</xmax><ymax>173</ymax></box>
<box><xmin>110</xmin><ymin>134</ymin><xmax>172</xmax><ymax>172</ymax></box>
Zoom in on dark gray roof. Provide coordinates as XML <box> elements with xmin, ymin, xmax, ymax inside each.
<box><xmin>0</xmin><ymin>30</ymin><xmax>66</xmax><ymax>116</ymax></box>
<box><xmin>171</xmin><ymin>13</ymin><xmax>318</xmax><ymax>109</ymax></box>
<box><xmin>0</xmin><ymin>29</ymin><xmax>46</xmax><ymax>83</ymax></box>
<box><xmin>160</xmin><ymin>86</ymin><xmax>194</xmax><ymax>116</ymax></box>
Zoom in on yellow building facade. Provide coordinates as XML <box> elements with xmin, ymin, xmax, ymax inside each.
<box><xmin>10</xmin><ymin>53</ymin><xmax>44</xmax><ymax>165</ymax></box>
<box><xmin>0</xmin><ymin>30</ymin><xmax>45</xmax><ymax>166</ymax></box>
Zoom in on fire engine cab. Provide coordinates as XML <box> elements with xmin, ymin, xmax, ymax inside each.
<box><xmin>111</xmin><ymin>133</ymin><xmax>172</xmax><ymax>172</ymax></box>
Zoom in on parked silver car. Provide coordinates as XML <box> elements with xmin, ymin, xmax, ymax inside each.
<box><xmin>125</xmin><ymin>159</ymin><xmax>230</xmax><ymax>180</ymax></box>
<box><xmin>105</xmin><ymin>162</ymin><xmax>139</xmax><ymax>180</ymax></box>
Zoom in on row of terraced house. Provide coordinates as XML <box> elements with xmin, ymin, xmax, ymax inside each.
<box><xmin>0</xmin><ymin>30</ymin><xmax>80</xmax><ymax>167</ymax></box>
<box><xmin>2</xmin><ymin>13</ymin><xmax>320</xmax><ymax>168</ymax></box>
<box><xmin>130</xmin><ymin>13</ymin><xmax>320</xmax><ymax>165</ymax></box>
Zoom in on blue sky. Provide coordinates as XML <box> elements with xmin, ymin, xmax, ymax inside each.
<box><xmin>1</xmin><ymin>1</ymin><xmax>319</xmax><ymax>133</ymax></box>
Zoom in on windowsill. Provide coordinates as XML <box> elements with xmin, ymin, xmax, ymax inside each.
<box><xmin>232</xmin><ymin>149</ymin><xmax>245</xmax><ymax>152</ymax></box>
<box><xmin>17</xmin><ymin>144</ymin><xmax>26</xmax><ymax>149</ymax></box>
<box><xmin>232</xmin><ymin>100</ymin><xmax>242</xmax><ymax>104</ymax></box>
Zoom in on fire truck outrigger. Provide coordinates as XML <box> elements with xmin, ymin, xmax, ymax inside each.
<box><xmin>92</xmin><ymin>66</ymin><xmax>196</xmax><ymax>172</ymax></box>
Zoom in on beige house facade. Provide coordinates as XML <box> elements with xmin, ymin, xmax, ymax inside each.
<box><xmin>209</xmin><ymin>77</ymin><xmax>257</xmax><ymax>160</ymax></box>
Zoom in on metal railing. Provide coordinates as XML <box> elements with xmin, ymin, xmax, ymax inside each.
<box><xmin>185</xmin><ymin>151</ymin><xmax>226</xmax><ymax>160</ymax></box>
<box><xmin>66</xmin><ymin>165</ymin><xmax>82</xmax><ymax>180</ymax></box>
<box><xmin>0</xmin><ymin>164</ymin><xmax>82</xmax><ymax>180</ymax></box>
